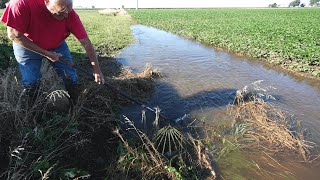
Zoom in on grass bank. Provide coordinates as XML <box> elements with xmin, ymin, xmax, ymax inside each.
<box><xmin>0</xmin><ymin>9</ymin><xmax>14</xmax><ymax>69</ymax></box>
<box><xmin>68</xmin><ymin>9</ymin><xmax>135</xmax><ymax>60</ymax></box>
<box><xmin>128</xmin><ymin>8</ymin><xmax>320</xmax><ymax>77</ymax></box>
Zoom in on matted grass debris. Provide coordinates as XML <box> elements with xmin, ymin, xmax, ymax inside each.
<box><xmin>98</xmin><ymin>9</ymin><xmax>128</xmax><ymax>16</ymax></box>
<box><xmin>229</xmin><ymin>81</ymin><xmax>313</xmax><ymax>161</ymax></box>
<box><xmin>0</xmin><ymin>56</ymin><xmax>163</xmax><ymax>179</ymax></box>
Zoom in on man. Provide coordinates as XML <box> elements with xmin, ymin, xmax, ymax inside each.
<box><xmin>1</xmin><ymin>0</ymin><xmax>105</xmax><ymax>106</ymax></box>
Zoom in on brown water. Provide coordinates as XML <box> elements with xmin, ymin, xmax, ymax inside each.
<box><xmin>117</xmin><ymin>25</ymin><xmax>320</xmax><ymax>178</ymax></box>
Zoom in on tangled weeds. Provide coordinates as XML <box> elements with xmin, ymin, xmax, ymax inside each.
<box><xmin>0</xmin><ymin>57</ymin><xmax>163</xmax><ymax>179</ymax></box>
<box><xmin>116</xmin><ymin>116</ymin><xmax>218</xmax><ymax>180</ymax></box>
<box><xmin>229</xmin><ymin>81</ymin><xmax>313</xmax><ymax>161</ymax></box>
<box><xmin>110</xmin><ymin>63</ymin><xmax>162</xmax><ymax>100</ymax></box>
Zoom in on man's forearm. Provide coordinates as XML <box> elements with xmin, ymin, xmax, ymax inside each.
<box><xmin>79</xmin><ymin>37</ymin><xmax>105</xmax><ymax>84</ymax></box>
<box><xmin>87</xmin><ymin>47</ymin><xmax>98</xmax><ymax>67</ymax></box>
<box><xmin>8</xmin><ymin>29</ymin><xmax>50</xmax><ymax>57</ymax></box>
<box><xmin>7</xmin><ymin>27</ymin><xmax>62</xmax><ymax>62</ymax></box>
<box><xmin>79</xmin><ymin>38</ymin><xmax>99</xmax><ymax>67</ymax></box>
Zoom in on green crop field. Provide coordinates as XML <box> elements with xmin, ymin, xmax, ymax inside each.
<box><xmin>128</xmin><ymin>8</ymin><xmax>320</xmax><ymax>77</ymax></box>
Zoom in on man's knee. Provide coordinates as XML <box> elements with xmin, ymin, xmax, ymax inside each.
<box><xmin>23</xmin><ymin>81</ymin><xmax>42</xmax><ymax>107</ymax></box>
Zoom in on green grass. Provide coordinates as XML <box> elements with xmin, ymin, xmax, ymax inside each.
<box><xmin>128</xmin><ymin>8</ymin><xmax>320</xmax><ymax>77</ymax></box>
<box><xmin>0</xmin><ymin>18</ymin><xmax>14</xmax><ymax>69</ymax></box>
<box><xmin>68</xmin><ymin>9</ymin><xmax>135</xmax><ymax>60</ymax></box>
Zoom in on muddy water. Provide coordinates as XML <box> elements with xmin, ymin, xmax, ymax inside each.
<box><xmin>117</xmin><ymin>25</ymin><xmax>320</xmax><ymax>178</ymax></box>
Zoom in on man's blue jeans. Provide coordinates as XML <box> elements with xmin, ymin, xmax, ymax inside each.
<box><xmin>13</xmin><ymin>41</ymin><xmax>78</xmax><ymax>88</ymax></box>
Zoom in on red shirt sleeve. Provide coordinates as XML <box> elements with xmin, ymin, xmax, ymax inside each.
<box><xmin>67</xmin><ymin>10</ymin><xmax>88</xmax><ymax>40</ymax></box>
<box><xmin>1</xmin><ymin>0</ymin><xmax>30</xmax><ymax>33</ymax></box>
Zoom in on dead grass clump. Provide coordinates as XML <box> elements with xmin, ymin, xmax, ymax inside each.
<box><xmin>98</xmin><ymin>9</ymin><xmax>118</xmax><ymax>16</ymax></box>
<box><xmin>109</xmin><ymin>63</ymin><xmax>161</xmax><ymax>100</ymax></box>
<box><xmin>188</xmin><ymin>134</ymin><xmax>217</xmax><ymax>179</ymax></box>
<box><xmin>230</xmin><ymin>81</ymin><xmax>312</xmax><ymax>160</ymax></box>
<box><xmin>137</xmin><ymin>63</ymin><xmax>162</xmax><ymax>78</ymax></box>
<box><xmin>115</xmin><ymin>117</ymin><xmax>169</xmax><ymax>179</ymax></box>
<box><xmin>98</xmin><ymin>9</ymin><xmax>128</xmax><ymax>16</ymax></box>
<box><xmin>116</xmin><ymin>115</ymin><xmax>219</xmax><ymax>179</ymax></box>
<box><xmin>116</xmin><ymin>63</ymin><xmax>162</xmax><ymax>80</ymax></box>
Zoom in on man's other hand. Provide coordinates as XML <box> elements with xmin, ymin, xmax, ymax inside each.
<box><xmin>93</xmin><ymin>67</ymin><xmax>105</xmax><ymax>84</ymax></box>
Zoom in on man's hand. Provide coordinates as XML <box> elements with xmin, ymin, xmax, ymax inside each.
<box><xmin>93</xmin><ymin>66</ymin><xmax>105</xmax><ymax>84</ymax></box>
<box><xmin>79</xmin><ymin>37</ymin><xmax>105</xmax><ymax>84</ymax></box>
<box><xmin>45</xmin><ymin>51</ymin><xmax>63</xmax><ymax>62</ymax></box>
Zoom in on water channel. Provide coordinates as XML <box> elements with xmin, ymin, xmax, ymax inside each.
<box><xmin>117</xmin><ymin>25</ymin><xmax>320</xmax><ymax>178</ymax></box>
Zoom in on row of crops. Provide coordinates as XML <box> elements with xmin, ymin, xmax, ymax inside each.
<box><xmin>129</xmin><ymin>8</ymin><xmax>320</xmax><ymax>77</ymax></box>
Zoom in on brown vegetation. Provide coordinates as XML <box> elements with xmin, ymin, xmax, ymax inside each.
<box><xmin>229</xmin><ymin>82</ymin><xmax>313</xmax><ymax>161</ymax></box>
<box><xmin>0</xmin><ymin>57</ymin><xmax>161</xmax><ymax>179</ymax></box>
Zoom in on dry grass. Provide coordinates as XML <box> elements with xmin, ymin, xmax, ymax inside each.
<box><xmin>115</xmin><ymin>63</ymin><xmax>161</xmax><ymax>80</ymax></box>
<box><xmin>108</xmin><ymin>63</ymin><xmax>161</xmax><ymax>101</ymax></box>
<box><xmin>137</xmin><ymin>63</ymin><xmax>162</xmax><ymax>78</ymax></box>
<box><xmin>0</xmin><ymin>62</ymin><xmax>66</xmax><ymax>129</ymax></box>
<box><xmin>188</xmin><ymin>134</ymin><xmax>217</xmax><ymax>179</ymax></box>
<box><xmin>229</xmin><ymin>81</ymin><xmax>313</xmax><ymax>161</ymax></box>
<box><xmin>116</xmin><ymin>113</ymin><xmax>219</xmax><ymax>179</ymax></box>
<box><xmin>0</xmin><ymin>59</ymin><xmax>163</xmax><ymax>179</ymax></box>
<box><xmin>98</xmin><ymin>9</ymin><xmax>128</xmax><ymax>16</ymax></box>
<box><xmin>115</xmin><ymin>116</ymin><xmax>168</xmax><ymax>179</ymax></box>
<box><xmin>0</xmin><ymin>65</ymin><xmax>80</xmax><ymax>179</ymax></box>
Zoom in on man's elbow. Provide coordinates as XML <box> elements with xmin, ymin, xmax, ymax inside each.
<box><xmin>7</xmin><ymin>33</ymin><xmax>16</xmax><ymax>41</ymax></box>
<box><xmin>7</xmin><ymin>27</ymin><xmax>20</xmax><ymax>41</ymax></box>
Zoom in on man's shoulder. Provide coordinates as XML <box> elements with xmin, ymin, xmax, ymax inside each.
<box><xmin>66</xmin><ymin>10</ymin><xmax>81</xmax><ymax>22</ymax></box>
<box><xmin>5</xmin><ymin>0</ymin><xmax>30</xmax><ymax>12</ymax></box>
<box><xmin>9</xmin><ymin>0</ymin><xmax>43</xmax><ymax>9</ymax></box>
<box><xmin>69</xmin><ymin>10</ymin><xmax>78</xmax><ymax>17</ymax></box>
<box><xmin>9</xmin><ymin>0</ymin><xmax>28</xmax><ymax>6</ymax></box>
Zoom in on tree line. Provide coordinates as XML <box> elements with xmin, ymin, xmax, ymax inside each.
<box><xmin>269</xmin><ymin>0</ymin><xmax>320</xmax><ymax>7</ymax></box>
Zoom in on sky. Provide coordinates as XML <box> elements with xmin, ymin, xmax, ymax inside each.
<box><xmin>73</xmin><ymin>0</ymin><xmax>311</xmax><ymax>8</ymax></box>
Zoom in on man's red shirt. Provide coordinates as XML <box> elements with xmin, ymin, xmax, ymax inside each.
<box><xmin>1</xmin><ymin>0</ymin><xmax>88</xmax><ymax>50</ymax></box>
